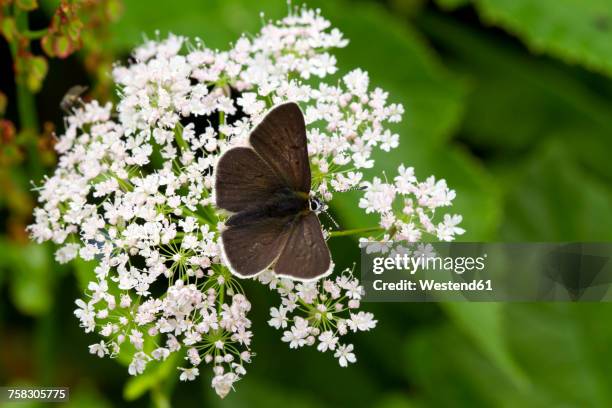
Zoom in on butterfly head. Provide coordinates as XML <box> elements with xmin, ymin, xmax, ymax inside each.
<box><xmin>308</xmin><ymin>195</ymin><xmax>326</xmax><ymax>214</ymax></box>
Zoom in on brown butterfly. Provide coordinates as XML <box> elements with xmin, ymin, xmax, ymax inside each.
<box><xmin>215</xmin><ymin>102</ymin><xmax>331</xmax><ymax>281</ymax></box>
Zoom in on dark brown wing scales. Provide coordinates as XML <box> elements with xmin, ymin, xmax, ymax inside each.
<box><xmin>215</xmin><ymin>147</ymin><xmax>286</xmax><ymax>213</ymax></box>
<box><xmin>249</xmin><ymin>102</ymin><xmax>311</xmax><ymax>193</ymax></box>
<box><xmin>274</xmin><ymin>212</ymin><xmax>331</xmax><ymax>280</ymax></box>
<box><xmin>221</xmin><ymin>215</ymin><xmax>293</xmax><ymax>277</ymax></box>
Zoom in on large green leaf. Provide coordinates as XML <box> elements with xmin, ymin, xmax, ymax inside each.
<box><xmin>472</xmin><ymin>0</ymin><xmax>612</xmax><ymax>77</ymax></box>
<box><xmin>499</xmin><ymin>141</ymin><xmax>612</xmax><ymax>241</ymax></box>
<box><xmin>441</xmin><ymin>303</ymin><xmax>528</xmax><ymax>389</ymax></box>
<box><xmin>406</xmin><ymin>323</ymin><xmax>526</xmax><ymax>406</ymax></box>
<box><xmin>418</xmin><ymin>11</ymin><xmax>612</xmax><ymax>183</ymax></box>
<box><xmin>108</xmin><ymin>0</ymin><xmax>287</xmax><ymax>52</ymax></box>
<box><xmin>406</xmin><ymin>303</ymin><xmax>612</xmax><ymax>406</ymax></box>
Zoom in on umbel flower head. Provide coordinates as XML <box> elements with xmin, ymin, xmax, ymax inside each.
<box><xmin>29</xmin><ymin>7</ymin><xmax>463</xmax><ymax>399</ymax></box>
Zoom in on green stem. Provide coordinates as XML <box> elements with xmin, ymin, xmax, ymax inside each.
<box><xmin>329</xmin><ymin>226</ymin><xmax>383</xmax><ymax>238</ymax></box>
<box><xmin>218</xmin><ymin>282</ymin><xmax>224</xmax><ymax>314</ymax></box>
<box><xmin>218</xmin><ymin>111</ymin><xmax>225</xmax><ymax>139</ymax></box>
<box><xmin>182</xmin><ymin>208</ymin><xmax>210</xmax><ymax>224</ymax></box>
<box><xmin>12</xmin><ymin>8</ymin><xmax>38</xmax><ymax>133</ymax></box>
<box><xmin>150</xmin><ymin>384</ymin><xmax>171</xmax><ymax>408</ymax></box>
<box><xmin>11</xmin><ymin>6</ymin><xmax>42</xmax><ymax>177</ymax></box>
<box><xmin>15</xmin><ymin>77</ymin><xmax>39</xmax><ymax>132</ymax></box>
<box><xmin>23</xmin><ymin>28</ymin><xmax>47</xmax><ymax>40</ymax></box>
<box><xmin>174</xmin><ymin>124</ymin><xmax>188</xmax><ymax>151</ymax></box>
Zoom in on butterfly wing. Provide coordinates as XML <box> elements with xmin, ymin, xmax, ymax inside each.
<box><xmin>274</xmin><ymin>212</ymin><xmax>331</xmax><ymax>280</ymax></box>
<box><xmin>215</xmin><ymin>146</ymin><xmax>286</xmax><ymax>213</ymax></box>
<box><xmin>220</xmin><ymin>215</ymin><xmax>293</xmax><ymax>277</ymax></box>
<box><xmin>249</xmin><ymin>102</ymin><xmax>311</xmax><ymax>193</ymax></box>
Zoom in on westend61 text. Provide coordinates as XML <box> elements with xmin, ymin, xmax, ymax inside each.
<box><xmin>372</xmin><ymin>279</ymin><xmax>493</xmax><ymax>292</ymax></box>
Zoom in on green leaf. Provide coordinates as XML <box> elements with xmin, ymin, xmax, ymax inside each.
<box><xmin>1</xmin><ymin>17</ymin><xmax>18</xmax><ymax>42</ymax></box>
<box><xmin>8</xmin><ymin>243</ymin><xmax>53</xmax><ymax>316</ymax></box>
<box><xmin>25</xmin><ymin>55</ymin><xmax>48</xmax><ymax>93</ymax></box>
<box><xmin>500</xmin><ymin>141</ymin><xmax>612</xmax><ymax>241</ymax></box>
<box><xmin>72</xmin><ymin>257</ymin><xmax>97</xmax><ymax>291</ymax></box>
<box><xmin>406</xmin><ymin>325</ymin><xmax>514</xmax><ymax>406</ymax></box>
<box><xmin>472</xmin><ymin>0</ymin><xmax>612</xmax><ymax>77</ymax></box>
<box><xmin>108</xmin><ymin>0</ymin><xmax>287</xmax><ymax>52</ymax></box>
<box><xmin>504</xmin><ymin>304</ymin><xmax>612</xmax><ymax>406</ymax></box>
<box><xmin>405</xmin><ymin>303</ymin><xmax>612</xmax><ymax>407</ymax></box>
<box><xmin>418</xmin><ymin>10</ymin><xmax>612</xmax><ymax>184</ymax></box>
<box><xmin>105</xmin><ymin>0</ymin><xmax>124</xmax><ymax>22</ymax></box>
<box><xmin>0</xmin><ymin>90</ymin><xmax>7</xmax><ymax>115</ymax></box>
<box><xmin>434</xmin><ymin>0</ymin><xmax>470</xmax><ymax>11</ymax></box>
<box><xmin>441</xmin><ymin>303</ymin><xmax>528</xmax><ymax>389</ymax></box>
<box><xmin>16</xmin><ymin>0</ymin><xmax>38</xmax><ymax>11</ymax></box>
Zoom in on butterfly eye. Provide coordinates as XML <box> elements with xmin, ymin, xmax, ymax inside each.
<box><xmin>309</xmin><ymin>198</ymin><xmax>321</xmax><ymax>212</ymax></box>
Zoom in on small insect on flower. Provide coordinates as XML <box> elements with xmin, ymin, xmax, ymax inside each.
<box><xmin>60</xmin><ymin>85</ymin><xmax>88</xmax><ymax>113</ymax></box>
<box><xmin>216</xmin><ymin>102</ymin><xmax>332</xmax><ymax>281</ymax></box>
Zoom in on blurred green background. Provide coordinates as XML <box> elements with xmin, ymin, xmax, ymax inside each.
<box><xmin>1</xmin><ymin>0</ymin><xmax>612</xmax><ymax>407</ymax></box>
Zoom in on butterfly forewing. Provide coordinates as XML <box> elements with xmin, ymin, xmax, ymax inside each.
<box><xmin>249</xmin><ymin>102</ymin><xmax>311</xmax><ymax>193</ymax></box>
<box><xmin>215</xmin><ymin>147</ymin><xmax>286</xmax><ymax>213</ymax></box>
<box><xmin>274</xmin><ymin>212</ymin><xmax>331</xmax><ymax>280</ymax></box>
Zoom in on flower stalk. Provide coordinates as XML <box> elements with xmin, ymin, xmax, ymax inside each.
<box><xmin>329</xmin><ymin>226</ymin><xmax>384</xmax><ymax>238</ymax></box>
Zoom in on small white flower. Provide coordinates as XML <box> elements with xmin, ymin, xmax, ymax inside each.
<box><xmin>89</xmin><ymin>341</ymin><xmax>108</xmax><ymax>358</ymax></box>
<box><xmin>334</xmin><ymin>344</ymin><xmax>357</xmax><ymax>367</ymax></box>
<box><xmin>268</xmin><ymin>306</ymin><xmax>288</xmax><ymax>329</ymax></box>
<box><xmin>152</xmin><ymin>347</ymin><xmax>170</xmax><ymax>361</ymax></box>
<box><xmin>317</xmin><ymin>331</ymin><xmax>338</xmax><ymax>352</ymax></box>
<box><xmin>128</xmin><ymin>352</ymin><xmax>150</xmax><ymax>375</ymax></box>
<box><xmin>211</xmin><ymin>373</ymin><xmax>238</xmax><ymax>399</ymax></box>
<box><xmin>179</xmin><ymin>367</ymin><xmax>199</xmax><ymax>381</ymax></box>
<box><xmin>347</xmin><ymin>312</ymin><xmax>377</xmax><ymax>332</ymax></box>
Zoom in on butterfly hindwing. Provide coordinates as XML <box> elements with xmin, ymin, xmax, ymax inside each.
<box><xmin>249</xmin><ymin>102</ymin><xmax>311</xmax><ymax>193</ymax></box>
<box><xmin>274</xmin><ymin>212</ymin><xmax>331</xmax><ymax>280</ymax></box>
<box><xmin>215</xmin><ymin>147</ymin><xmax>286</xmax><ymax>213</ymax></box>
<box><xmin>221</xmin><ymin>215</ymin><xmax>293</xmax><ymax>277</ymax></box>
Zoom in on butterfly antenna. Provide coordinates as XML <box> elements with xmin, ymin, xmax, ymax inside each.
<box><xmin>322</xmin><ymin>209</ymin><xmax>340</xmax><ymax>229</ymax></box>
<box><xmin>332</xmin><ymin>185</ymin><xmax>366</xmax><ymax>193</ymax></box>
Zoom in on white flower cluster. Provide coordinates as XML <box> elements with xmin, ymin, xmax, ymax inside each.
<box><xmin>28</xmin><ymin>7</ymin><xmax>462</xmax><ymax>399</ymax></box>
<box><xmin>259</xmin><ymin>269</ymin><xmax>376</xmax><ymax>367</ymax></box>
<box><xmin>359</xmin><ymin>165</ymin><xmax>465</xmax><ymax>243</ymax></box>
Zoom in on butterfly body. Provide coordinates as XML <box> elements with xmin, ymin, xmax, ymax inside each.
<box><xmin>215</xmin><ymin>102</ymin><xmax>331</xmax><ymax>281</ymax></box>
<box><xmin>225</xmin><ymin>187</ymin><xmax>309</xmax><ymax>228</ymax></box>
